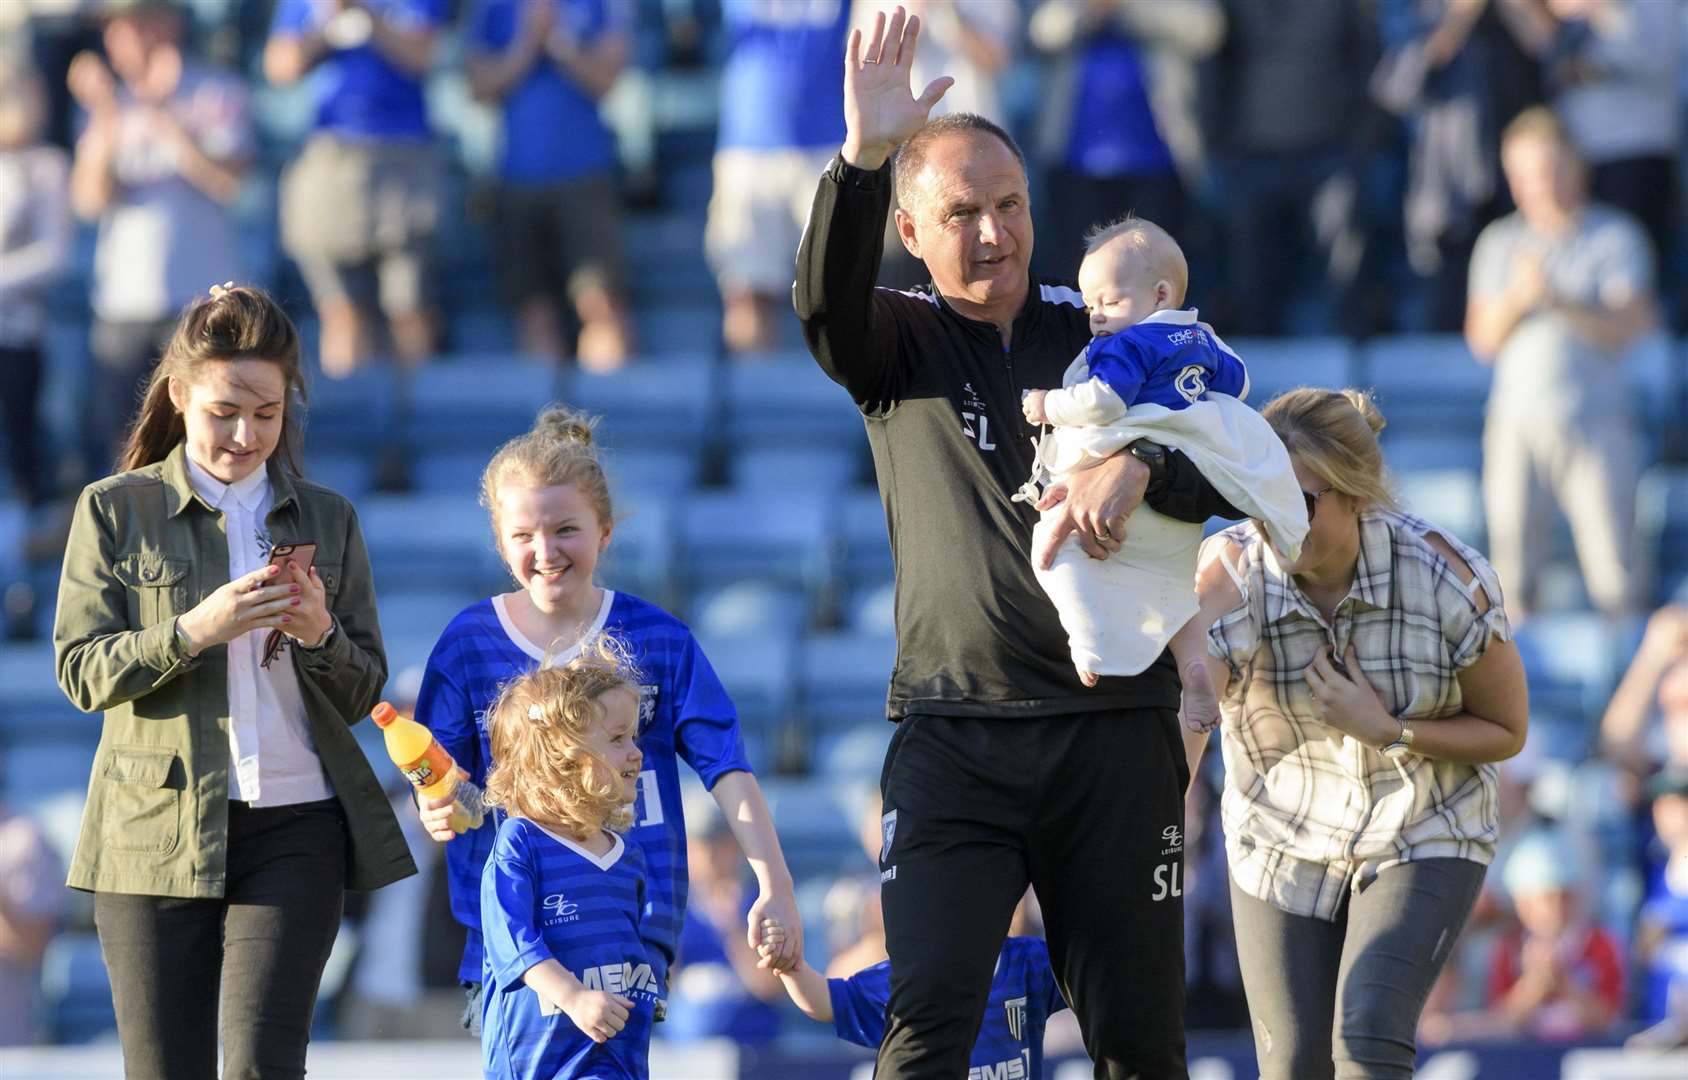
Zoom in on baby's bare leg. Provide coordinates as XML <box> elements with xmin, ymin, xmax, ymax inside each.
<box><xmin>1170</xmin><ymin>620</ymin><xmax>1220</xmax><ymax>733</ymax></box>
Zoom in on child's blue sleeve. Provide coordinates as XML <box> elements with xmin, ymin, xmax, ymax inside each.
<box><xmin>480</xmin><ymin>827</ymin><xmax>552</xmax><ymax>988</ymax></box>
<box><xmin>1084</xmin><ymin>333</ymin><xmax>1155</xmax><ymax>407</ymax></box>
<box><xmin>673</xmin><ymin>631</ymin><xmax>753</xmax><ymax>787</ymax></box>
<box><xmin>828</xmin><ymin>962</ymin><xmax>893</xmax><ymax>1048</ymax></box>
<box><xmin>270</xmin><ymin>0</ymin><xmax>312</xmax><ymax>33</ymax></box>
<box><xmin>415</xmin><ymin>635</ymin><xmax>482</xmax><ymax>784</ymax></box>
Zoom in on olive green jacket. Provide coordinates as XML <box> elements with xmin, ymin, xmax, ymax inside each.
<box><xmin>53</xmin><ymin>444</ymin><xmax>416</xmax><ymax>897</ymax></box>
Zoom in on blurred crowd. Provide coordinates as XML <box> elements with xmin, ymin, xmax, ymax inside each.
<box><xmin>3</xmin><ymin>0</ymin><xmax>1688</xmax><ymax>1054</ymax></box>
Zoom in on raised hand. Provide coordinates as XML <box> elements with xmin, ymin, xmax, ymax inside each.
<box><xmin>842</xmin><ymin>6</ymin><xmax>954</xmax><ymax>169</ymax></box>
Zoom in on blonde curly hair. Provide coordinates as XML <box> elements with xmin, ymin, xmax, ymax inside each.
<box><xmin>482</xmin><ymin>635</ymin><xmax>643</xmax><ymax>840</ymax></box>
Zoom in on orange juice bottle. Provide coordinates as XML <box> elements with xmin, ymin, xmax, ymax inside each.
<box><xmin>371</xmin><ymin>701</ymin><xmax>483</xmax><ymax>833</ymax></box>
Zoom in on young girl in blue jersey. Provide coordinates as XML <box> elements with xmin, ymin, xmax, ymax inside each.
<box><xmin>759</xmin><ymin>905</ymin><xmax>1069</xmax><ymax>1077</ymax></box>
<box><xmin>412</xmin><ymin>406</ymin><xmax>802</xmax><ymax>1029</ymax></box>
<box><xmin>479</xmin><ymin>643</ymin><xmax>656</xmax><ymax>1078</ymax></box>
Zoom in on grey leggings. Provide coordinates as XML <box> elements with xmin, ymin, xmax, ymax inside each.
<box><xmin>1230</xmin><ymin>858</ymin><xmax>1487</xmax><ymax>1080</ymax></box>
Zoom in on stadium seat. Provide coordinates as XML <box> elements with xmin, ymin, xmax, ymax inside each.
<box><xmin>358</xmin><ymin>493</ymin><xmax>507</xmax><ymax>596</ymax></box>
<box><xmin>1378</xmin><ymin>430</ymin><xmax>1483</xmax><ymax>472</ymax></box>
<box><xmin>1638</xmin><ymin>466</ymin><xmax>1688</xmax><ymax>604</ymax></box>
<box><xmin>3</xmin><ymin>738</ymin><xmax>95</xmax><ymax>806</ymax></box>
<box><xmin>691</xmin><ymin>628</ymin><xmax>799</xmax><ymax>742</ymax></box>
<box><xmin>40</xmin><ymin>932</ymin><xmax>116</xmax><ymax>1044</ymax></box>
<box><xmin>721</xmin><ymin>351</ymin><xmax>867</xmax><ymax>450</ymax></box>
<box><xmin>1513</xmin><ymin>613</ymin><xmax>1625</xmax><ymax>726</ymax></box>
<box><xmin>1226</xmin><ymin>336</ymin><xmax>1354</xmax><ymax>403</ymax></box>
<box><xmin>596</xmin><ymin>492</ymin><xmax>678</xmax><ymax>606</ymax></box>
<box><xmin>757</xmin><ymin>776</ymin><xmax>868</xmax><ymax>881</ymax></box>
<box><xmin>602</xmin><ymin>444</ymin><xmax>705</xmax><ymax>500</ymax></box>
<box><xmin>377</xmin><ymin>589</ymin><xmax>478</xmax><ymax>658</ymax></box>
<box><xmin>1394</xmin><ymin>468</ymin><xmax>1486</xmax><ymax>550</ymax></box>
<box><xmin>675</xmin><ymin>487</ymin><xmax>832</xmax><ymax>597</ymax></box>
<box><xmin>691</xmin><ymin>582</ymin><xmax>812</xmax><ymax>641</ymax></box>
<box><xmin>832</xmin><ymin>488</ymin><xmax>892</xmax><ymax>590</ymax></box>
<box><xmin>846</xmin><ymin>580</ymin><xmax>896</xmax><ymax>637</ymax></box>
<box><xmin>798</xmin><ymin>631</ymin><xmax>896</xmax><ymax>735</ymax></box>
<box><xmin>634</xmin><ymin>303</ymin><xmax>723</xmax><ymax>355</ymax></box>
<box><xmin>404</xmin><ymin>358</ymin><xmax>563</xmax><ymax>446</ymax></box>
<box><xmin>561</xmin><ymin>356</ymin><xmax>715</xmax><ymax>455</ymax></box>
<box><xmin>1629</xmin><ymin>332</ymin><xmax>1684</xmax><ymax>445</ymax></box>
<box><xmin>0</xmin><ymin>642</ymin><xmax>92</xmax><ymax>737</ymax></box>
<box><xmin>1357</xmin><ymin>334</ymin><xmax>1491</xmax><ymax>435</ymax></box>
<box><xmin>301</xmin><ymin>447</ymin><xmax>374</xmax><ymax>499</ymax></box>
<box><xmin>813</xmin><ymin>722</ymin><xmax>894</xmax><ymax>780</ymax></box>
<box><xmin>302</xmin><ymin>365</ymin><xmax>401</xmax><ymax>453</ymax></box>
<box><xmin>732</xmin><ymin>445</ymin><xmax>864</xmax><ymax>493</ymax></box>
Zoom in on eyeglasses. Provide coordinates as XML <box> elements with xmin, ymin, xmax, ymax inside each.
<box><xmin>1303</xmin><ymin>485</ymin><xmax>1334</xmax><ymax>522</ymax></box>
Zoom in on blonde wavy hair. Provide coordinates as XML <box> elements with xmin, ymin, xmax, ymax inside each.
<box><xmin>482</xmin><ymin>636</ymin><xmax>643</xmax><ymax>839</ymax></box>
<box><xmin>1261</xmin><ymin>387</ymin><xmax>1398</xmax><ymax>512</ymax></box>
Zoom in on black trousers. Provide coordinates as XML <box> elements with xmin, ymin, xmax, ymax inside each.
<box><xmin>875</xmin><ymin>709</ymin><xmax>1191</xmax><ymax>1080</ymax></box>
<box><xmin>95</xmin><ymin>799</ymin><xmax>348</xmax><ymax>1080</ymax></box>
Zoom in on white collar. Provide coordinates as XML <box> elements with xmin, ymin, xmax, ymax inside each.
<box><xmin>185</xmin><ymin>455</ymin><xmax>269</xmax><ymax>513</ymax></box>
<box><xmin>534</xmin><ymin>824</ymin><xmax>627</xmax><ymax>871</ymax></box>
<box><xmin>493</xmin><ymin>589</ymin><xmax>616</xmax><ymax>664</ymax></box>
<box><xmin>1136</xmin><ymin>308</ymin><xmax>1199</xmax><ymax>327</ymax></box>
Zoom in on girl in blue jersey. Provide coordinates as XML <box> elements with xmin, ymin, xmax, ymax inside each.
<box><xmin>413</xmin><ymin>405</ymin><xmax>802</xmax><ymax>1029</ymax></box>
<box><xmin>480</xmin><ymin>641</ymin><xmax>656</xmax><ymax>1078</ymax></box>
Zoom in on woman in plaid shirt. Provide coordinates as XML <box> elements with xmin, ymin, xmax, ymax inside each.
<box><xmin>1187</xmin><ymin>387</ymin><xmax>1529</xmax><ymax>1080</ymax></box>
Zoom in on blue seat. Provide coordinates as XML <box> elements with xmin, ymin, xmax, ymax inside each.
<box><xmin>377</xmin><ymin>588</ymin><xmax>477</xmax><ymax>655</ymax></box>
<box><xmin>1358</xmin><ymin>335</ymin><xmax>1490</xmax><ymax>433</ymax></box>
<box><xmin>721</xmin><ymin>352</ymin><xmax>866</xmax><ymax>448</ymax></box>
<box><xmin>691</xmin><ymin>581</ymin><xmax>812</xmax><ymax>640</ymax></box>
<box><xmin>1630</xmin><ymin>333</ymin><xmax>1684</xmax><ymax>444</ymax></box>
<box><xmin>2</xmin><ymin>738</ymin><xmax>95</xmax><ymax>805</ymax></box>
<box><xmin>404</xmin><ymin>358</ymin><xmax>563</xmax><ymax>445</ymax></box>
<box><xmin>1394</xmin><ymin>468</ymin><xmax>1486</xmax><ymax>550</ymax></box>
<box><xmin>0</xmin><ymin>642</ymin><xmax>91</xmax><ymax>737</ymax></box>
<box><xmin>833</xmin><ymin>488</ymin><xmax>892</xmax><ymax>589</ymax></box>
<box><xmin>597</xmin><ymin>493</ymin><xmax>677</xmax><ymax>606</ymax></box>
<box><xmin>676</xmin><ymin>488</ymin><xmax>832</xmax><ymax>597</ymax></box>
<box><xmin>359</xmin><ymin>493</ymin><xmax>507</xmax><ymax>595</ymax></box>
<box><xmin>732</xmin><ymin>445</ymin><xmax>864</xmax><ymax>493</ymax></box>
<box><xmin>635</xmin><ymin>304</ymin><xmax>722</xmax><ymax>355</ymax></box>
<box><xmin>799</xmin><ymin>631</ymin><xmax>896</xmax><ymax>733</ymax></box>
<box><xmin>758</xmin><ymin>777</ymin><xmax>865</xmax><ymax>881</ymax></box>
<box><xmin>1379</xmin><ymin>431</ymin><xmax>1483</xmax><ymax>472</ymax></box>
<box><xmin>1227</xmin><ymin>336</ymin><xmax>1354</xmax><ymax>403</ymax></box>
<box><xmin>692</xmin><ymin>628</ymin><xmax>798</xmax><ymax>740</ymax></box>
<box><xmin>846</xmin><ymin>580</ymin><xmax>896</xmax><ymax>637</ymax></box>
<box><xmin>40</xmin><ymin>932</ymin><xmax>117</xmax><ymax>1044</ymax></box>
<box><xmin>1639</xmin><ymin>466</ymin><xmax>1688</xmax><ymax>604</ymax></box>
<box><xmin>813</xmin><ymin>722</ymin><xmax>894</xmax><ymax>780</ymax></box>
<box><xmin>1513</xmin><ymin>614</ymin><xmax>1623</xmax><ymax>725</ymax></box>
<box><xmin>603</xmin><ymin>445</ymin><xmax>704</xmax><ymax>500</ymax></box>
<box><xmin>302</xmin><ymin>365</ymin><xmax>401</xmax><ymax>452</ymax></box>
<box><xmin>561</xmin><ymin>357</ymin><xmax>715</xmax><ymax>455</ymax></box>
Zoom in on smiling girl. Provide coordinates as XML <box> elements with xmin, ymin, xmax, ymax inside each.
<box><xmin>413</xmin><ymin>405</ymin><xmax>802</xmax><ymax>1032</ymax></box>
<box><xmin>53</xmin><ymin>283</ymin><xmax>412</xmax><ymax>1079</ymax></box>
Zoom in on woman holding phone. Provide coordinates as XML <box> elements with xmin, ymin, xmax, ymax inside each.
<box><xmin>53</xmin><ymin>284</ymin><xmax>414</xmax><ymax>1080</ymax></box>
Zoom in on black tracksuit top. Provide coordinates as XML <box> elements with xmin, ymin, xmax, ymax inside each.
<box><xmin>794</xmin><ymin>156</ymin><xmax>1243</xmax><ymax>721</ymax></box>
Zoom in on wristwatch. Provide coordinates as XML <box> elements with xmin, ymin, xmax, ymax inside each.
<box><xmin>1380</xmin><ymin>717</ymin><xmax>1415</xmax><ymax>761</ymax></box>
<box><xmin>1126</xmin><ymin>439</ymin><xmax>1168</xmax><ymax>498</ymax></box>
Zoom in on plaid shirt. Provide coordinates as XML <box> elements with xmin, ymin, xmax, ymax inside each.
<box><xmin>1204</xmin><ymin>510</ymin><xmax>1510</xmax><ymax>921</ymax></box>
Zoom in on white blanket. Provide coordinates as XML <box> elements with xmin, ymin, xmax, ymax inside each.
<box><xmin>1030</xmin><ymin>394</ymin><xmax>1308</xmax><ymax>677</ymax></box>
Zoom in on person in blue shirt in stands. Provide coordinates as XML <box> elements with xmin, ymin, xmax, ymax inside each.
<box><xmin>708</xmin><ymin>0</ymin><xmax>852</xmax><ymax>353</ymax></box>
<box><xmin>760</xmin><ymin>899</ymin><xmax>1069</xmax><ymax>1079</ymax></box>
<box><xmin>479</xmin><ymin>640</ymin><xmax>657</xmax><ymax>1078</ymax></box>
<box><xmin>466</xmin><ymin>0</ymin><xmax>636</xmax><ymax>371</ymax></box>
<box><xmin>413</xmin><ymin>405</ymin><xmax>804</xmax><ymax>1033</ymax></box>
<box><xmin>264</xmin><ymin>0</ymin><xmax>445</xmax><ymax>375</ymax></box>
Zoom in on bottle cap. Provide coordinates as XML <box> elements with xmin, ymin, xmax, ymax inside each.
<box><xmin>371</xmin><ymin>702</ymin><xmax>398</xmax><ymax>728</ymax></box>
